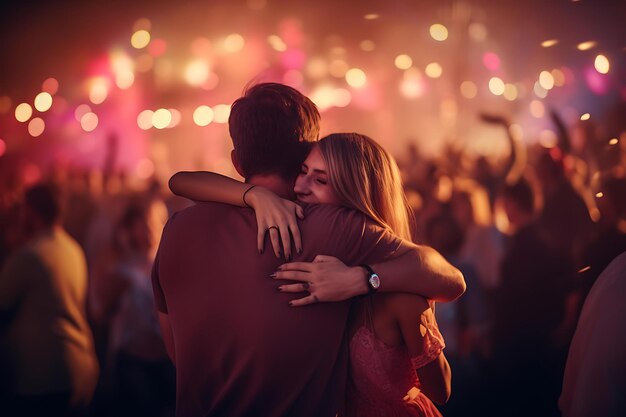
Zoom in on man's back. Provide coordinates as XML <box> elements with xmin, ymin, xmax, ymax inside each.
<box><xmin>153</xmin><ymin>202</ymin><xmax>402</xmax><ymax>417</ymax></box>
<box><xmin>0</xmin><ymin>227</ymin><xmax>99</xmax><ymax>407</ymax></box>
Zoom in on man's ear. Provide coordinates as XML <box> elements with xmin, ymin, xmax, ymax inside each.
<box><xmin>231</xmin><ymin>149</ymin><xmax>245</xmax><ymax>177</ymax></box>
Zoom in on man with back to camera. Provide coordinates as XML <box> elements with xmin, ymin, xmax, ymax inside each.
<box><xmin>0</xmin><ymin>183</ymin><xmax>99</xmax><ymax>417</ymax></box>
<box><xmin>152</xmin><ymin>82</ymin><xmax>465</xmax><ymax>416</ymax></box>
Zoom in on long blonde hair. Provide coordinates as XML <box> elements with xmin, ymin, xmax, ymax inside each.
<box><xmin>318</xmin><ymin>133</ymin><xmax>414</xmax><ymax>241</ymax></box>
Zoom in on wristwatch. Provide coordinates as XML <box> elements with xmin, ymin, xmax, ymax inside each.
<box><xmin>360</xmin><ymin>264</ymin><xmax>380</xmax><ymax>294</ymax></box>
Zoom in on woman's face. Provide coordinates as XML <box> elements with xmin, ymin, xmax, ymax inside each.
<box><xmin>294</xmin><ymin>145</ymin><xmax>342</xmax><ymax>205</ymax></box>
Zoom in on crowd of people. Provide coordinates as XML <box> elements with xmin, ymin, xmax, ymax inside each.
<box><xmin>0</xmin><ymin>81</ymin><xmax>624</xmax><ymax>417</ymax></box>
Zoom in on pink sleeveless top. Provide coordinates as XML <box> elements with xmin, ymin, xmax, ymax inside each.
<box><xmin>344</xmin><ymin>298</ymin><xmax>445</xmax><ymax>417</ymax></box>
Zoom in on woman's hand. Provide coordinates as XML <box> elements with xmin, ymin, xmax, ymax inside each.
<box><xmin>273</xmin><ymin>255</ymin><xmax>368</xmax><ymax>306</ymax></box>
<box><xmin>246</xmin><ymin>186</ymin><xmax>304</xmax><ymax>259</ymax></box>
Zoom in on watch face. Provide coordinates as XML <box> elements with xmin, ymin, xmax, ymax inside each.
<box><xmin>369</xmin><ymin>273</ymin><xmax>380</xmax><ymax>290</ymax></box>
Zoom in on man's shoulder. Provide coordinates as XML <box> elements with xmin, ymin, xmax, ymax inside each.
<box><xmin>301</xmin><ymin>204</ymin><xmax>365</xmax><ymax>223</ymax></box>
<box><xmin>168</xmin><ymin>202</ymin><xmax>248</xmax><ymax>224</ymax></box>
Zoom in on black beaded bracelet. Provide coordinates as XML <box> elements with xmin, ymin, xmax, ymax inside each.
<box><xmin>242</xmin><ymin>185</ymin><xmax>256</xmax><ymax>208</ymax></box>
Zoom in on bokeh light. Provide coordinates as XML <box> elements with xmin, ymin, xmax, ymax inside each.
<box><xmin>137</xmin><ymin>109</ymin><xmax>154</xmax><ymax>130</ymax></box>
<box><xmin>74</xmin><ymin>104</ymin><xmax>92</xmax><ymax>122</ymax></box>
<box><xmin>28</xmin><ymin>117</ymin><xmax>45</xmax><ymax>137</ymax></box>
<box><xmin>460</xmin><ymin>81</ymin><xmax>477</xmax><ymax>98</ymax></box>
<box><xmin>15</xmin><ymin>103</ymin><xmax>33</xmax><ymax>122</ymax></box>
<box><xmin>503</xmin><ymin>84</ymin><xmax>518</xmax><ymax>101</ymax></box>
<box><xmin>80</xmin><ymin>112</ymin><xmax>98</xmax><ymax>132</ymax></box>
<box><xmin>552</xmin><ymin>69</ymin><xmax>566</xmax><ymax>86</ymax></box>
<box><xmin>400</xmin><ymin>68</ymin><xmax>425</xmax><ymax>99</ymax></box>
<box><xmin>359</xmin><ymin>40</ymin><xmax>376</xmax><ymax>51</ymax></box>
<box><xmin>468</xmin><ymin>22</ymin><xmax>487</xmax><ymax>41</ymax></box>
<box><xmin>185</xmin><ymin>60</ymin><xmax>210</xmax><ymax>86</ymax></box>
<box><xmin>34</xmin><ymin>92</ymin><xmax>53</xmax><ymax>112</ymax></box>
<box><xmin>152</xmin><ymin>108</ymin><xmax>172</xmax><ymax>129</ymax></box>
<box><xmin>193</xmin><ymin>105</ymin><xmax>214</xmax><ymax>126</ymax></box>
<box><xmin>580</xmin><ymin>113</ymin><xmax>591</xmax><ymax>120</ymax></box>
<box><xmin>329</xmin><ymin>59</ymin><xmax>349</xmax><ymax>78</ymax></box>
<box><xmin>0</xmin><ymin>139</ymin><xmax>6</xmax><ymax>157</ymax></box>
<box><xmin>212</xmin><ymin>104</ymin><xmax>231</xmax><ymax>123</ymax></box>
<box><xmin>530</xmin><ymin>100</ymin><xmax>545</xmax><ymax>118</ymax></box>
<box><xmin>345</xmin><ymin>68</ymin><xmax>367</xmax><ymax>87</ymax></box>
<box><xmin>609</xmin><ymin>138</ymin><xmax>619</xmax><ymax>145</ymax></box>
<box><xmin>533</xmin><ymin>81</ymin><xmax>548</xmax><ymax>98</ymax></box>
<box><xmin>223</xmin><ymin>34</ymin><xmax>245</xmax><ymax>53</ymax></box>
<box><xmin>89</xmin><ymin>78</ymin><xmax>109</xmax><ymax>104</ymax></box>
<box><xmin>577</xmin><ymin>41</ymin><xmax>597</xmax><ymax>51</ymax></box>
<box><xmin>364</xmin><ymin>13</ymin><xmax>379</xmax><ymax>20</ymax></box>
<box><xmin>268</xmin><ymin>35</ymin><xmax>287</xmax><ymax>52</ymax></box>
<box><xmin>131</xmin><ymin>30</ymin><xmax>151</xmax><ymax>49</ymax></box>
<box><xmin>594</xmin><ymin>54</ymin><xmax>610</xmax><ymax>74</ymax></box>
<box><xmin>168</xmin><ymin>108</ymin><xmax>182</xmax><ymax>128</ymax></box>
<box><xmin>136</xmin><ymin>158</ymin><xmax>155</xmax><ymax>179</ymax></box>
<box><xmin>425</xmin><ymin>62</ymin><xmax>442</xmax><ymax>78</ymax></box>
<box><xmin>539</xmin><ymin>129</ymin><xmax>558</xmax><ymax>148</ymax></box>
<box><xmin>430</xmin><ymin>24</ymin><xmax>449</xmax><ymax>41</ymax></box>
<box><xmin>539</xmin><ymin>71</ymin><xmax>555</xmax><ymax>90</ymax></box>
<box><xmin>488</xmin><ymin>77</ymin><xmax>505</xmax><ymax>95</ymax></box>
<box><xmin>41</xmin><ymin>77</ymin><xmax>59</xmax><ymax>95</ymax></box>
<box><xmin>541</xmin><ymin>39</ymin><xmax>559</xmax><ymax>47</ymax></box>
<box><xmin>482</xmin><ymin>52</ymin><xmax>500</xmax><ymax>71</ymax></box>
<box><xmin>394</xmin><ymin>54</ymin><xmax>413</xmax><ymax>70</ymax></box>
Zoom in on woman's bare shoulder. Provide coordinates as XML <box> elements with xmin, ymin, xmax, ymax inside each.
<box><xmin>380</xmin><ymin>292</ymin><xmax>430</xmax><ymax>318</ymax></box>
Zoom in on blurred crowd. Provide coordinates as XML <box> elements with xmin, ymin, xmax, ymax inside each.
<box><xmin>0</xmin><ymin>107</ymin><xmax>625</xmax><ymax>417</ymax></box>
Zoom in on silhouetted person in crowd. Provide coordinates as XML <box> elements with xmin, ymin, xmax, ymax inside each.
<box><xmin>491</xmin><ymin>179</ymin><xmax>575</xmax><ymax>417</ymax></box>
<box><xmin>0</xmin><ymin>183</ymin><xmax>99</xmax><ymax>417</ymax></box>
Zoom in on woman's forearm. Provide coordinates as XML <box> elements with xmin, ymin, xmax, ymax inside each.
<box><xmin>169</xmin><ymin>171</ymin><xmax>252</xmax><ymax>206</ymax></box>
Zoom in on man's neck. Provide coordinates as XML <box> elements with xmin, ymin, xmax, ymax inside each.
<box><xmin>247</xmin><ymin>174</ymin><xmax>295</xmax><ymax>200</ymax></box>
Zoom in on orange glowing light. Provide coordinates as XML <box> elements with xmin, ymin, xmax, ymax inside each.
<box><xmin>346</xmin><ymin>68</ymin><xmax>367</xmax><ymax>88</ymax></box>
<box><xmin>41</xmin><ymin>78</ymin><xmax>59</xmax><ymax>95</ymax></box>
<box><xmin>213</xmin><ymin>104</ymin><xmax>231</xmax><ymax>123</ymax></box>
<box><xmin>394</xmin><ymin>54</ymin><xmax>413</xmax><ymax>70</ymax></box>
<box><xmin>89</xmin><ymin>79</ymin><xmax>109</xmax><ymax>104</ymax></box>
<box><xmin>430</xmin><ymin>24</ymin><xmax>448</xmax><ymax>41</ymax></box>
<box><xmin>168</xmin><ymin>109</ymin><xmax>182</xmax><ymax>128</ymax></box>
<box><xmin>595</xmin><ymin>192</ymin><xmax>604</xmax><ymax>198</ymax></box>
<box><xmin>503</xmin><ymin>84</ymin><xmax>518</xmax><ymax>101</ymax></box>
<box><xmin>594</xmin><ymin>54</ymin><xmax>610</xmax><ymax>74</ymax></box>
<box><xmin>460</xmin><ymin>81</ymin><xmax>477</xmax><ymax>99</ymax></box>
<box><xmin>310</xmin><ymin>85</ymin><xmax>335</xmax><ymax>111</ymax></box>
<box><xmin>28</xmin><ymin>117</ymin><xmax>45</xmax><ymax>137</ymax></box>
<box><xmin>185</xmin><ymin>60</ymin><xmax>210</xmax><ymax>86</ymax></box>
<box><xmin>400</xmin><ymin>69</ymin><xmax>425</xmax><ymax>99</ymax></box>
<box><xmin>541</xmin><ymin>39</ymin><xmax>559</xmax><ymax>47</ymax></box>
<box><xmin>193</xmin><ymin>105</ymin><xmax>214</xmax><ymax>126</ymax></box>
<box><xmin>80</xmin><ymin>112</ymin><xmax>98</xmax><ymax>132</ymax></box>
<box><xmin>488</xmin><ymin>77</ymin><xmax>505</xmax><ymax>95</ymax></box>
<box><xmin>333</xmin><ymin>88</ymin><xmax>352</xmax><ymax>107</ymax></box>
<box><xmin>116</xmin><ymin>70</ymin><xmax>135</xmax><ymax>89</ymax></box>
<box><xmin>268</xmin><ymin>35</ymin><xmax>287</xmax><ymax>52</ymax></box>
<box><xmin>15</xmin><ymin>103</ymin><xmax>33</xmax><ymax>122</ymax></box>
<box><xmin>530</xmin><ymin>100</ymin><xmax>545</xmax><ymax>118</ymax></box>
<box><xmin>131</xmin><ymin>30</ymin><xmax>151</xmax><ymax>49</ymax></box>
<box><xmin>609</xmin><ymin>138</ymin><xmax>618</xmax><ymax>145</ymax></box>
<box><xmin>223</xmin><ymin>34</ymin><xmax>245</xmax><ymax>53</ymax></box>
<box><xmin>364</xmin><ymin>13</ymin><xmax>379</xmax><ymax>20</ymax></box>
<box><xmin>580</xmin><ymin>113</ymin><xmax>591</xmax><ymax>121</ymax></box>
<box><xmin>425</xmin><ymin>62</ymin><xmax>442</xmax><ymax>78</ymax></box>
<box><xmin>152</xmin><ymin>109</ymin><xmax>172</xmax><ymax>129</ymax></box>
<box><xmin>577</xmin><ymin>41</ymin><xmax>596</xmax><ymax>51</ymax></box>
<box><xmin>34</xmin><ymin>92</ymin><xmax>53</xmax><ymax>112</ymax></box>
<box><xmin>539</xmin><ymin>130</ymin><xmax>558</xmax><ymax>148</ymax></box>
<box><xmin>0</xmin><ymin>139</ymin><xmax>6</xmax><ymax>157</ymax></box>
<box><xmin>75</xmin><ymin>104</ymin><xmax>92</xmax><ymax>122</ymax></box>
<box><xmin>539</xmin><ymin>71</ymin><xmax>555</xmax><ymax>90</ymax></box>
<box><xmin>137</xmin><ymin>110</ymin><xmax>154</xmax><ymax>130</ymax></box>
<box><xmin>533</xmin><ymin>82</ymin><xmax>548</xmax><ymax>99</ymax></box>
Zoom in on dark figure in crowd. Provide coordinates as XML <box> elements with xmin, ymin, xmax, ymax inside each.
<box><xmin>152</xmin><ymin>82</ymin><xmax>465</xmax><ymax>417</ymax></box>
<box><xmin>490</xmin><ymin>179</ymin><xmax>576</xmax><ymax>417</ymax></box>
<box><xmin>0</xmin><ymin>183</ymin><xmax>99</xmax><ymax>417</ymax></box>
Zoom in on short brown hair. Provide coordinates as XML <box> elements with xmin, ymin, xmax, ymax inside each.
<box><xmin>228</xmin><ymin>82</ymin><xmax>320</xmax><ymax>180</ymax></box>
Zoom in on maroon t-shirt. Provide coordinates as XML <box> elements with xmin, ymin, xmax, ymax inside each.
<box><xmin>152</xmin><ymin>202</ymin><xmax>402</xmax><ymax>417</ymax></box>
